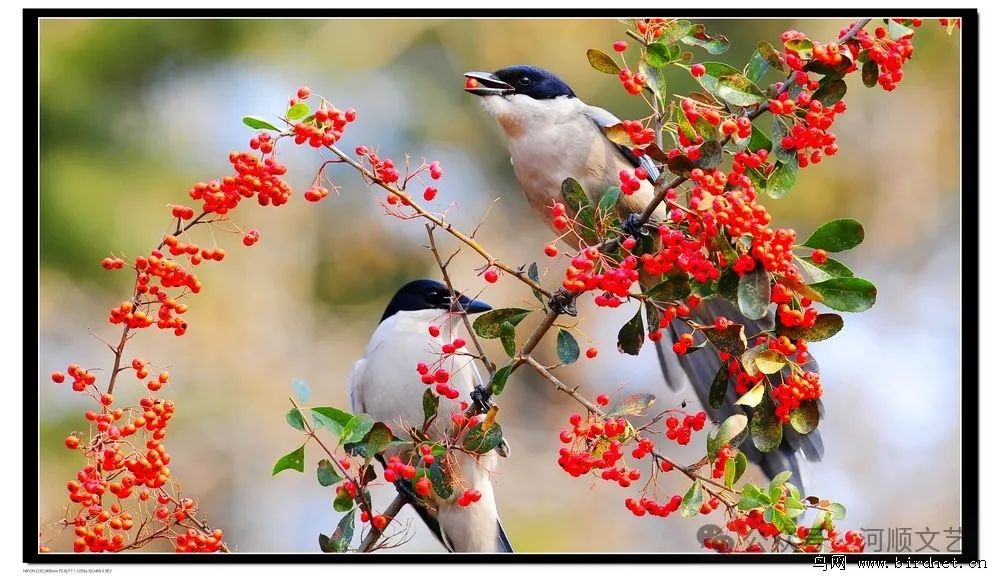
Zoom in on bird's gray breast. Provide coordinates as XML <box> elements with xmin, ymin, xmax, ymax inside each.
<box><xmin>505</xmin><ymin>115</ymin><xmax>623</xmax><ymax>231</ymax></box>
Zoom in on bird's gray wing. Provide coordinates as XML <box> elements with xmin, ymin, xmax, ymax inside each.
<box><xmin>584</xmin><ymin>106</ymin><xmax>659</xmax><ymax>185</ymax></box>
<box><xmin>663</xmin><ymin>297</ymin><xmax>824</xmax><ymax>491</ymax></box>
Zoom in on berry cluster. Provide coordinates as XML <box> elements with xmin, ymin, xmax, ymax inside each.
<box><xmin>772</xmin><ymin>371</ymin><xmax>823</xmax><ymax>423</ymax></box>
<box><xmin>664</xmin><ymin>410</ymin><xmax>707</xmax><ymax>445</ymax></box>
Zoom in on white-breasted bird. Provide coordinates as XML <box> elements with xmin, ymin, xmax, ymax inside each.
<box><xmin>464</xmin><ymin>64</ymin><xmax>822</xmax><ymax>491</ymax></box>
<box><xmin>348</xmin><ymin>279</ymin><xmax>513</xmax><ymax>552</ymax></box>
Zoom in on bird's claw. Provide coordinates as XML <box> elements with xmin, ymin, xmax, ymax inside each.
<box><xmin>471</xmin><ymin>384</ymin><xmax>493</xmax><ymax>414</ymax></box>
<box><xmin>621</xmin><ymin>213</ymin><xmax>649</xmax><ymax>239</ymax></box>
<box><xmin>548</xmin><ymin>289</ymin><xmax>578</xmax><ymax>317</ymax></box>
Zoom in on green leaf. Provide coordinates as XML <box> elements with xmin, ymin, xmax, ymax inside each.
<box><xmin>812</xmin><ymin>78</ymin><xmax>847</xmax><ymax>106</ymax></box>
<box><xmin>587</xmin><ymin>48</ymin><xmax>622</xmax><ymax>74</ymax></box>
<box><xmin>758</xmin><ymin>41</ymin><xmax>784</xmax><ymax>69</ymax></box>
<box><xmin>691</xmin><ymin>277</ymin><xmax>718</xmax><ymax>298</ymax></box>
<box><xmin>242</xmin><ymin>115</ymin><xmax>280</xmax><ymax>131</ymax></box>
<box><xmin>862</xmin><ymin>59</ymin><xmax>879</xmax><ymax>88</ymax></box>
<box><xmin>311</xmin><ymin>407</ymin><xmax>353</xmax><ymax>438</ymax></box>
<box><xmin>795</xmin><ymin>255</ymin><xmax>854</xmax><ymax>282</ymax></box>
<box><xmin>784</xmin><ymin>38</ymin><xmax>814</xmax><ymax>59</ymax></box>
<box><xmin>331</xmin><ymin>510</ymin><xmax>356</xmax><ymax>551</ymax></box>
<box><xmin>701</xmin><ymin>324</ymin><xmax>748</xmax><ymax>355</ymax></box>
<box><xmin>617</xmin><ymin>307</ymin><xmax>645</xmax><ymax>355</ymax></box>
<box><xmin>499</xmin><ymin>321</ymin><xmax>517</xmax><ymax>357</ymax></box>
<box><xmin>556</xmin><ymin>329</ymin><xmax>580</xmax><ymax>364</ymax></box>
<box><xmin>776</xmin><ymin>312</ymin><xmax>844</xmax><ymax>342</ymax></box>
<box><xmin>737</xmin><ymin>263</ymin><xmax>770</xmax><ymax>320</ymax></box>
<box><xmin>560</xmin><ymin>177</ymin><xmax>597</xmax><ymax>242</ymax></box>
<box><xmin>680</xmin><ymin>480</ymin><xmax>705</xmax><ymax>518</ymax></box>
<box><xmin>340</xmin><ymin>413</ymin><xmax>375</xmax><ymax>445</ymax></box>
<box><xmin>693</xmin><ymin>115</ymin><xmax>718</xmax><ymax>142</ymax></box>
<box><xmin>828</xmin><ymin>502</ymin><xmax>847</xmax><ymax>520</ymax></box>
<box><xmin>723</xmin><ymin>457</ymin><xmax>737</xmax><ymax>487</ymax></box>
<box><xmin>644</xmin><ymin>302</ymin><xmax>661</xmax><ymax>333</ymax></box>
<box><xmin>527</xmin><ymin>262</ymin><xmax>546</xmax><ymax>307</ymax></box>
<box><xmin>672</xmin><ymin>102</ymin><xmax>698</xmax><ymax>143</ymax></box>
<box><xmin>646</xmin><ymin>42</ymin><xmax>671</xmax><ymax>67</ymax></box>
<box><xmin>645</xmin><ymin>276</ymin><xmax>691</xmax><ymax>302</ymax></box>
<box><xmin>696</xmin><ymin>140</ymin><xmax>724</xmax><ymax>169</ymax></box>
<box><xmin>737</xmin><ymin>483</ymin><xmax>772</xmax><ymax>510</ymax></box>
<box><xmin>766</xmin><ymin>507</ymin><xmax>797</xmax><ymax>535</ymax></box>
<box><xmin>344</xmin><ymin>421</ymin><xmax>394</xmax><ymax>458</ymax></box>
<box><xmin>489</xmin><ymin>363</ymin><xmax>514</xmax><ymax>396</ymax></box>
<box><xmin>317</xmin><ymin>459</ymin><xmax>342</xmax><ymax>487</ymax></box>
<box><xmin>772</xmin><ymin>118</ymin><xmax>796</xmax><ymax>163</ymax></box>
<box><xmin>716</xmin><ymin>73</ymin><xmax>767</xmax><ymax>107</ymax></box>
<box><xmin>808</xmin><ymin>277</ymin><xmax>877</xmax><ymax>312</ymax></box>
<box><xmin>747</xmin><ymin>122</ymin><xmax>772</xmax><ymax>154</ymax></box>
<box><xmin>887</xmin><ymin>19</ymin><xmax>915</xmax><ymax>40</ymax></box>
<box><xmin>707</xmin><ymin>413</ymin><xmax>748</xmax><ymax>456</ymax></box>
<box><xmin>745</xmin><ymin>51</ymin><xmax>769</xmax><ymax>85</ymax></box>
<box><xmin>610</xmin><ymin>392</ymin><xmax>656</xmax><ymax>417</ymax></box>
<box><xmin>272</xmin><ymin>445</ymin><xmax>305</xmax><ymax>475</ymax></box>
<box><xmin>285</xmin><ymin>408</ymin><xmax>305</xmax><ymax>431</ymax></box>
<box><xmin>659</xmin><ymin>20</ymin><xmax>692</xmax><ymax>44</ymax></box>
<box><xmin>740</xmin><ymin>343</ymin><xmax>767</xmax><ymax>376</ymax></box>
<box><xmin>755</xmin><ymin>350</ymin><xmax>787</xmax><ymax>375</ymax></box>
<box><xmin>639</xmin><ymin>61</ymin><xmax>667</xmax><ymax>109</ymax></box>
<box><xmin>802</xmin><ymin>218</ymin><xmax>865</xmax><ymax>252</ymax></box>
<box><xmin>707</xmin><ymin>364</ymin><xmax>730</xmax><ymax>409</ymax></box>
<box><xmin>682</xmin><ymin>24</ymin><xmax>730</xmax><ymax>55</ymax></box>
<box><xmin>765</xmin><ymin>160</ymin><xmax>798</xmax><ymax>199</ymax></box>
<box><xmin>597</xmin><ymin>186</ymin><xmax>621</xmax><ymax>216</ymax></box>
<box><xmin>287</xmin><ymin>101</ymin><xmax>309</xmax><ymax>120</ymax></box>
<box><xmin>427</xmin><ymin>462</ymin><xmax>453</xmax><ymax>498</ymax></box>
<box><xmin>751</xmin><ymin>397</ymin><xmax>783</xmax><ymax>453</ymax></box>
<box><xmin>694</xmin><ymin>62</ymin><xmax>742</xmax><ymax>99</ymax></box>
<box><xmin>462</xmin><ymin>422</ymin><xmax>504</xmax><ymax>454</ymax></box>
<box><xmin>332</xmin><ymin>489</ymin><xmax>353</xmax><ymax>512</ymax></box>
<box><xmin>423</xmin><ymin>388</ymin><xmax>439</xmax><ymax>425</ymax></box>
<box><xmin>733</xmin><ymin>452</ymin><xmax>748</xmax><ymax>484</ymax></box>
<box><xmin>735</xmin><ymin>381</ymin><xmax>766</xmax><ymax>407</ymax></box>
<box><xmin>789</xmin><ymin>399</ymin><xmax>820</xmax><ymax>435</ymax></box>
<box><xmin>472</xmin><ymin>308</ymin><xmax>532</xmax><ymax>339</ymax></box>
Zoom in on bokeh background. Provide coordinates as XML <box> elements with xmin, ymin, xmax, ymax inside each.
<box><xmin>38</xmin><ymin>18</ymin><xmax>961</xmax><ymax>553</ymax></box>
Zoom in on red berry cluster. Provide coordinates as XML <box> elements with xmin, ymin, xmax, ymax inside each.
<box><xmin>189</xmin><ymin>150</ymin><xmax>291</xmax><ymax>214</ymax></box>
<box><xmin>664</xmin><ymin>410</ymin><xmax>707</xmax><ymax>445</ymax></box>
<box><xmin>618</xmin><ymin>167</ymin><xmax>646</xmax><ymax>195</ymax></box>
<box><xmin>624</xmin><ymin>494</ymin><xmax>682</xmax><ymax>518</ymax></box>
<box><xmin>772</xmin><ymin>371</ymin><xmax>823</xmax><ymax>423</ymax></box>
<box><xmin>616</xmin><ymin>67</ymin><xmax>646</xmax><ymax>96</ymax></box>
<box><xmin>291</xmin><ymin>103</ymin><xmax>357</xmax><ymax>149</ymax></box>
<box><xmin>355</xmin><ymin>146</ymin><xmax>400</xmax><ymax>185</ymax></box>
<box><xmin>854</xmin><ymin>23</ymin><xmax>915</xmax><ymax>91</ymax></box>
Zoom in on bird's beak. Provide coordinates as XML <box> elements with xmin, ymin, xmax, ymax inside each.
<box><xmin>464</xmin><ymin>71</ymin><xmax>514</xmax><ymax>97</ymax></box>
<box><xmin>454</xmin><ymin>293</ymin><xmax>492</xmax><ymax>314</ymax></box>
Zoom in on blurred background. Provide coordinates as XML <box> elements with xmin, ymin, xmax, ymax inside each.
<box><xmin>38</xmin><ymin>18</ymin><xmax>961</xmax><ymax>553</ymax></box>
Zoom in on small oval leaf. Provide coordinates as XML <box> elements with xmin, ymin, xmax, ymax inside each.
<box><xmin>556</xmin><ymin>329</ymin><xmax>580</xmax><ymax>364</ymax></box>
<box><xmin>587</xmin><ymin>48</ymin><xmax>622</xmax><ymax>75</ymax></box>
<box><xmin>801</xmin><ymin>218</ymin><xmax>865</xmax><ymax>252</ymax></box>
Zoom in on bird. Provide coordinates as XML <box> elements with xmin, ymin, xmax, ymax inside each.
<box><xmin>347</xmin><ymin>279</ymin><xmax>514</xmax><ymax>552</ymax></box>
<box><xmin>464</xmin><ymin>64</ymin><xmax>823</xmax><ymax>491</ymax></box>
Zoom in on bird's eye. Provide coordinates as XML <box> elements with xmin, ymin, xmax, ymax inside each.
<box><xmin>518</xmin><ymin>77</ymin><xmax>531</xmax><ymax>87</ymax></box>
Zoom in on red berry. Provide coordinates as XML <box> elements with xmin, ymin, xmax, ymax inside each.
<box><xmin>544</xmin><ymin>244</ymin><xmax>559</xmax><ymax>257</ymax></box>
<box><xmin>613</xmin><ymin>40</ymin><xmax>628</xmax><ymax>52</ymax></box>
<box><xmin>586</xmin><ymin>347</ymin><xmax>598</xmax><ymax>359</ymax></box>
<box><xmin>423</xmin><ymin>186</ymin><xmax>437</xmax><ymax>201</ymax></box>
<box><xmin>296</xmin><ymin>86</ymin><xmax>311</xmax><ymax>99</ymax></box>
<box><xmin>51</xmin><ymin>371</ymin><xmax>65</xmax><ymax>384</ymax></box>
<box><xmin>691</xmin><ymin>64</ymin><xmax>706</xmax><ymax>78</ymax></box>
<box><xmin>484</xmin><ymin>270</ymin><xmax>499</xmax><ymax>284</ymax></box>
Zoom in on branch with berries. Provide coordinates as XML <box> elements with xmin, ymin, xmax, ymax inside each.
<box><xmin>42</xmin><ymin>149</ymin><xmax>308</xmax><ymax>553</ymax></box>
<box><xmin>36</xmin><ymin>17</ymin><xmax>953</xmax><ymax>555</ymax></box>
